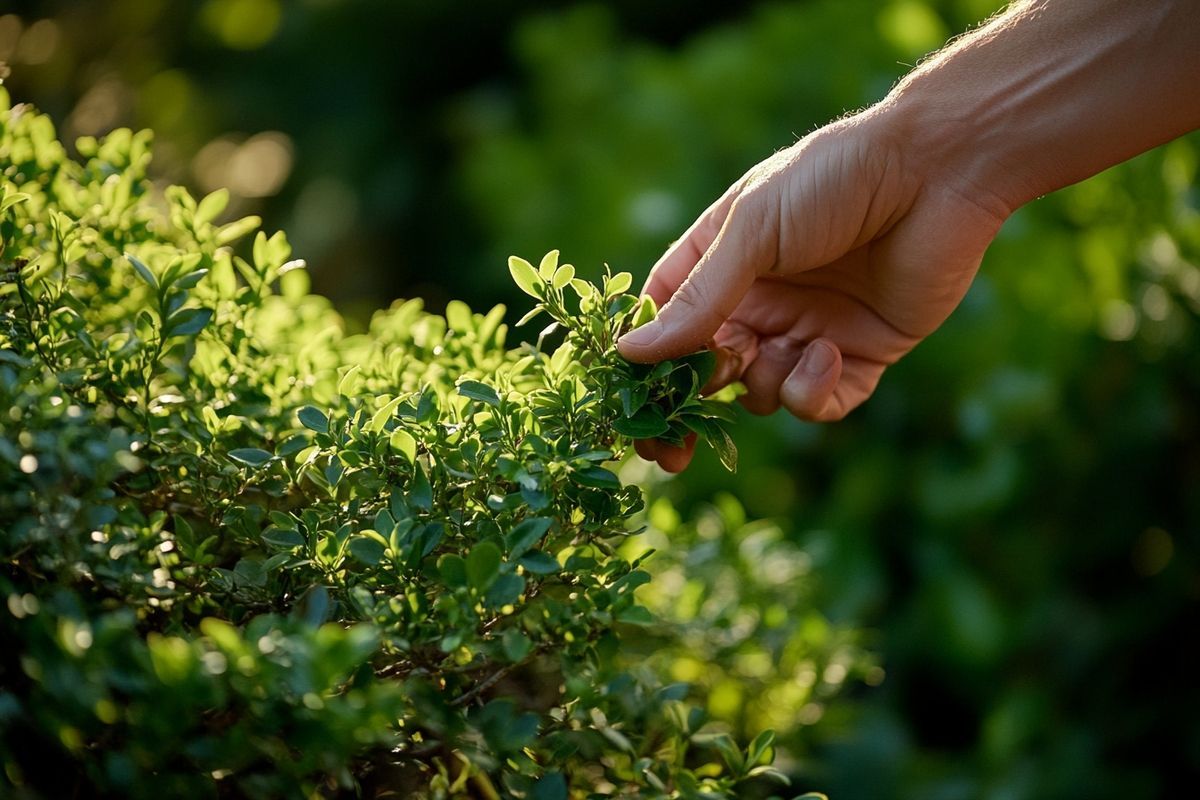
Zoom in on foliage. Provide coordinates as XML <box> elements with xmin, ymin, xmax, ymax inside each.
<box><xmin>0</xmin><ymin>92</ymin><xmax>862</xmax><ymax>798</ymax></box>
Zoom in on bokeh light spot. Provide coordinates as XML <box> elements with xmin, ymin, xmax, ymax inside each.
<box><xmin>877</xmin><ymin>1</ymin><xmax>948</xmax><ymax>58</ymax></box>
<box><xmin>200</xmin><ymin>0</ymin><xmax>282</xmax><ymax>51</ymax></box>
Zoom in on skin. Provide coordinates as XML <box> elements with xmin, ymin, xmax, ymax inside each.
<box><xmin>617</xmin><ymin>0</ymin><xmax>1200</xmax><ymax>472</ymax></box>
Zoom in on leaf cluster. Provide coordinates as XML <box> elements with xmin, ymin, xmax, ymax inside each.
<box><xmin>0</xmin><ymin>91</ymin><xmax>818</xmax><ymax>799</ymax></box>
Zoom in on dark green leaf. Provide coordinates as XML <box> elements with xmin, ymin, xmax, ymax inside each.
<box><xmin>506</xmin><ymin>517</ymin><xmax>552</xmax><ymax>557</ymax></box>
<box><xmin>616</xmin><ymin>605</ymin><xmax>654</xmax><ymax>625</ymax></box>
<box><xmin>409</xmin><ymin>466</ymin><xmax>433</xmax><ymax>511</ymax></box>
<box><xmin>126</xmin><ymin>254</ymin><xmax>158</xmax><ymax>290</ymax></box>
<box><xmin>704</xmin><ymin>420</ymin><xmax>738</xmax><ymax>472</ymax></box>
<box><xmin>166</xmin><ymin>307</ymin><xmax>213</xmax><ymax>337</ymax></box>
<box><xmin>297</xmin><ymin>405</ymin><xmax>328</xmax><ymax>432</ymax></box>
<box><xmin>484</xmin><ymin>572</ymin><xmax>525</xmax><ymax>607</ymax></box>
<box><xmin>348</xmin><ymin>535</ymin><xmax>385</xmax><ymax>566</ymax></box>
<box><xmin>466</xmin><ymin>541</ymin><xmax>502</xmax><ymax>590</ymax></box>
<box><xmin>747</xmin><ymin>729</ymin><xmax>776</xmax><ymax>767</ymax></box>
<box><xmin>501</xmin><ymin>628</ymin><xmax>533</xmax><ymax>662</ymax></box>
<box><xmin>438</xmin><ymin>554</ymin><xmax>468</xmax><ymax>588</ymax></box>
<box><xmin>262</xmin><ymin>528</ymin><xmax>304</xmax><ymax>548</ymax></box>
<box><xmin>228</xmin><ymin>448</ymin><xmax>273</xmax><ymax>467</ymax></box>
<box><xmin>679</xmin><ymin>349</ymin><xmax>718</xmax><ymax>390</ymax></box>
<box><xmin>612</xmin><ymin>404</ymin><xmax>668</xmax><ymax>438</ymax></box>
<box><xmin>572</xmin><ymin>465</ymin><xmax>621</xmax><ymax>489</ymax></box>
<box><xmin>518</xmin><ymin>551</ymin><xmax>559</xmax><ymax>574</ymax></box>
<box><xmin>530</xmin><ymin>773</ymin><xmax>567</xmax><ymax>800</ymax></box>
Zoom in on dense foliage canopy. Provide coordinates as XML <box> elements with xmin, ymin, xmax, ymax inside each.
<box><xmin>0</xmin><ymin>91</ymin><xmax>869</xmax><ymax>798</ymax></box>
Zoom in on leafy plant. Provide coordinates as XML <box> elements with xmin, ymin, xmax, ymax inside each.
<box><xmin>0</xmin><ymin>91</ymin><xmax>853</xmax><ymax>798</ymax></box>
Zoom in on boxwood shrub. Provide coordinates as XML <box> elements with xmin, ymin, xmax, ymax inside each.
<box><xmin>0</xmin><ymin>89</ymin><xmax>853</xmax><ymax>799</ymax></box>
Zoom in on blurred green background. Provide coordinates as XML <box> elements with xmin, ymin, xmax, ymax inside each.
<box><xmin>5</xmin><ymin>0</ymin><xmax>1198</xmax><ymax>797</ymax></box>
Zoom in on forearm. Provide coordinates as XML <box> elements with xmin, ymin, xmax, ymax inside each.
<box><xmin>884</xmin><ymin>0</ymin><xmax>1200</xmax><ymax>214</ymax></box>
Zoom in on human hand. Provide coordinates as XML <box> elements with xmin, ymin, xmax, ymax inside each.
<box><xmin>617</xmin><ymin>109</ymin><xmax>1010</xmax><ymax>472</ymax></box>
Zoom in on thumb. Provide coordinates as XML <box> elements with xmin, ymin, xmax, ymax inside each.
<box><xmin>618</xmin><ymin>191</ymin><xmax>772</xmax><ymax>363</ymax></box>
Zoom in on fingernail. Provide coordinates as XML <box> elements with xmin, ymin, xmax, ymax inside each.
<box><xmin>802</xmin><ymin>341</ymin><xmax>835</xmax><ymax>376</ymax></box>
<box><xmin>618</xmin><ymin>318</ymin><xmax>662</xmax><ymax>348</ymax></box>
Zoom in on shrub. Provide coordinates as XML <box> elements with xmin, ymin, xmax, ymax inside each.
<box><xmin>0</xmin><ymin>91</ymin><xmax>856</xmax><ymax>798</ymax></box>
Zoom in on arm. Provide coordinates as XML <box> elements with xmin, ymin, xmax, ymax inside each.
<box><xmin>892</xmin><ymin>0</ymin><xmax>1200</xmax><ymax>213</ymax></box>
<box><xmin>618</xmin><ymin>0</ymin><xmax>1200</xmax><ymax>472</ymax></box>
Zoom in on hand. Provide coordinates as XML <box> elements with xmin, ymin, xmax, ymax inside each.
<box><xmin>617</xmin><ymin>108</ymin><xmax>1010</xmax><ymax>472</ymax></box>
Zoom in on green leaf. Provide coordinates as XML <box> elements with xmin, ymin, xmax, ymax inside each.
<box><xmin>173</xmin><ymin>268</ymin><xmax>209</xmax><ymax>290</ymax></box>
<box><xmin>747</xmin><ymin>729</ymin><xmax>776</xmax><ymax>767</ymax></box>
<box><xmin>573</xmin><ymin>465</ymin><xmax>621</xmax><ymax>489</ymax></box>
<box><xmin>165</xmin><ymin>307</ymin><xmax>213</xmax><ymax>337</ymax></box>
<box><xmin>297</xmin><ymin>405</ymin><xmax>328</xmax><ymax>433</ymax></box>
<box><xmin>630</xmin><ymin>294</ymin><xmax>657</xmax><ymax>328</ymax></box>
<box><xmin>228</xmin><ymin>448</ymin><xmax>273</xmax><ymax>467</ymax></box>
<box><xmin>466</xmin><ymin>541</ymin><xmax>502</xmax><ymax>590</ymax></box>
<box><xmin>518</xmin><ymin>551</ymin><xmax>559</xmax><ymax>574</ymax></box>
<box><xmin>126</xmin><ymin>254</ymin><xmax>158</xmax><ymax>291</ymax></box>
<box><xmin>389</xmin><ymin>428</ymin><xmax>417</xmax><ymax>463</ymax></box>
<box><xmin>530</xmin><ymin>773</ymin><xmax>567</xmax><ymax>800</ymax></box>
<box><xmin>348</xmin><ymin>535</ymin><xmax>386</xmax><ymax>566</ymax></box>
<box><xmin>515</xmin><ymin>306</ymin><xmax>543</xmax><ymax>327</ymax></box>
<box><xmin>409</xmin><ymin>466</ymin><xmax>433</xmax><ymax>511</ymax></box>
<box><xmin>484</xmin><ymin>572</ymin><xmax>525</xmax><ymax>607</ymax></box>
<box><xmin>612</xmin><ymin>404</ymin><xmax>668</xmax><ymax>438</ymax></box>
<box><xmin>195</xmin><ymin>188</ymin><xmax>229</xmax><ymax>227</ymax></box>
<box><xmin>369</xmin><ymin>395</ymin><xmax>404</xmax><ymax>432</ymax></box>
<box><xmin>606</xmin><ymin>271</ymin><xmax>633</xmax><ymax>296</ymax></box>
<box><xmin>755</xmin><ymin>768</ymin><xmax>795</xmax><ymax>786</ymax></box>
<box><xmin>262</xmin><ymin>528</ymin><xmax>304</xmax><ymax>549</ymax></box>
<box><xmin>616</xmin><ymin>605</ymin><xmax>654</xmax><ymax>625</ymax></box>
<box><xmin>508</xmin><ymin>255</ymin><xmax>543</xmax><ymax>298</ymax></box>
<box><xmin>679</xmin><ymin>349</ymin><xmax>718</xmax><ymax>390</ymax></box>
<box><xmin>215</xmin><ymin>215</ymin><xmax>261</xmax><ymax>245</ymax></box>
<box><xmin>457</xmin><ymin>379</ymin><xmax>500</xmax><ymax>407</ymax></box>
<box><xmin>506</xmin><ymin>517</ymin><xmax>552</xmax><ymax>557</ymax></box>
<box><xmin>501</xmin><ymin>628</ymin><xmax>533</xmax><ymax>662</ymax></box>
<box><xmin>704</xmin><ymin>420</ymin><xmax>738</xmax><ymax>472</ymax></box>
<box><xmin>551</xmin><ymin>263</ymin><xmax>575</xmax><ymax>289</ymax></box>
<box><xmin>537</xmin><ymin>249</ymin><xmax>559</xmax><ymax>280</ymax></box>
<box><xmin>438</xmin><ymin>554</ymin><xmax>468</xmax><ymax>588</ymax></box>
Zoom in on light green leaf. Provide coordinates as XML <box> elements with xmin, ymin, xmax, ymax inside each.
<box><xmin>389</xmin><ymin>428</ymin><xmax>417</xmax><ymax>463</ymax></box>
<box><xmin>215</xmin><ymin>215</ymin><xmax>260</xmax><ymax>245</ymax></box>
<box><xmin>606</xmin><ymin>271</ymin><xmax>633</xmax><ymax>296</ymax></box>
<box><xmin>508</xmin><ymin>255</ymin><xmax>543</xmax><ymax>298</ymax></box>
<box><xmin>369</xmin><ymin>395</ymin><xmax>404</xmax><ymax>433</ymax></box>
<box><xmin>537</xmin><ymin>249</ymin><xmax>559</xmax><ymax>280</ymax></box>
<box><xmin>195</xmin><ymin>188</ymin><xmax>229</xmax><ymax>227</ymax></box>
